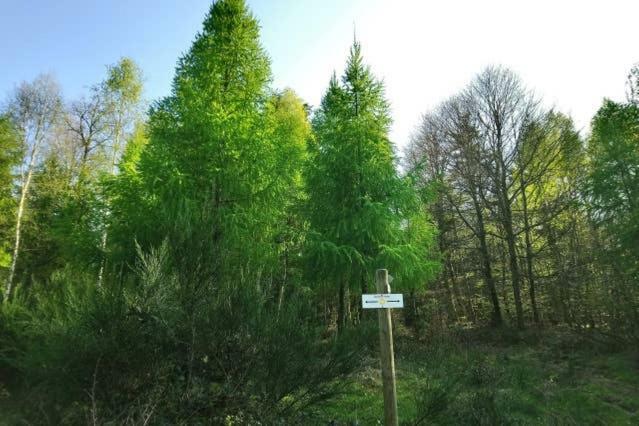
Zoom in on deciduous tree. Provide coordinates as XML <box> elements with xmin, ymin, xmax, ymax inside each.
<box><xmin>3</xmin><ymin>75</ymin><xmax>62</xmax><ymax>301</ymax></box>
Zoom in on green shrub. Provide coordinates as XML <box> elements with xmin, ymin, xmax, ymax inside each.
<box><xmin>2</xmin><ymin>236</ymin><xmax>364</xmax><ymax>424</ymax></box>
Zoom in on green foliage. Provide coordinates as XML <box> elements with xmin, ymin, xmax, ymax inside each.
<box><xmin>141</xmin><ymin>0</ymin><xmax>271</xmax><ymax>203</ymax></box>
<box><xmin>0</xmin><ymin>116</ymin><xmax>21</xmax><ymax>269</ymax></box>
<box><xmin>0</xmin><ymin>5</ymin><xmax>369</xmax><ymax>422</ymax></box>
<box><xmin>104</xmin><ymin>122</ymin><xmax>152</xmax><ymax>266</ymax></box>
<box><xmin>1</xmin><ymin>215</ymin><xmax>364</xmax><ymax>424</ymax></box>
<box><xmin>16</xmin><ymin>150</ymin><xmax>109</xmax><ymax>286</ymax></box>
<box><xmin>103</xmin><ymin>57</ymin><xmax>143</xmax><ymax>110</ymax></box>
<box><xmin>305</xmin><ymin>41</ymin><xmax>437</xmax><ymax>296</ymax></box>
<box><xmin>588</xmin><ymin>99</ymin><xmax>639</xmax><ymax>267</ymax></box>
<box><xmin>127</xmin><ymin>0</ymin><xmax>306</xmax><ymax>286</ymax></box>
<box><xmin>18</xmin><ymin>157</ymin><xmax>74</xmax><ymax>283</ymax></box>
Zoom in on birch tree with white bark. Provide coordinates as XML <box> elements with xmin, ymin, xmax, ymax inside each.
<box><xmin>3</xmin><ymin>74</ymin><xmax>62</xmax><ymax>301</ymax></box>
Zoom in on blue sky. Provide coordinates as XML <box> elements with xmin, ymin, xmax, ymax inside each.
<box><xmin>1</xmin><ymin>0</ymin><xmax>638</xmax><ymax>153</ymax></box>
<box><xmin>0</xmin><ymin>0</ymin><xmax>365</xmax><ymax>107</ymax></box>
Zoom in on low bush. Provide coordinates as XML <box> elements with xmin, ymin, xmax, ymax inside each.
<box><xmin>1</xmin><ymin>239</ymin><xmax>365</xmax><ymax>424</ymax></box>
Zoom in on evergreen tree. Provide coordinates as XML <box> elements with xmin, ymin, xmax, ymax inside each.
<box><xmin>105</xmin><ymin>122</ymin><xmax>150</xmax><ymax>267</ymax></box>
<box><xmin>137</xmin><ymin>0</ymin><xmax>270</xmax><ymax>263</ymax></box>
<box><xmin>305</xmin><ymin>41</ymin><xmax>437</xmax><ymax>332</ymax></box>
<box><xmin>129</xmin><ymin>0</ymin><xmax>308</xmax><ymax>288</ymax></box>
<box><xmin>265</xmin><ymin>89</ymin><xmax>311</xmax><ymax>308</ymax></box>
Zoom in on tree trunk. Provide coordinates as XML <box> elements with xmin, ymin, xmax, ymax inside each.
<box><xmin>277</xmin><ymin>239</ymin><xmax>289</xmax><ymax>314</ymax></box>
<box><xmin>497</xmin><ymin>161</ymin><xmax>524</xmax><ymax>328</ymax></box>
<box><xmin>337</xmin><ymin>281</ymin><xmax>346</xmax><ymax>334</ymax></box>
<box><xmin>441</xmin><ymin>261</ymin><xmax>457</xmax><ymax>321</ymax></box>
<box><xmin>448</xmin><ymin>219</ymin><xmax>471</xmax><ymax>320</ymax></box>
<box><xmin>447</xmin><ymin>258</ymin><xmax>464</xmax><ymax>320</ymax></box>
<box><xmin>464</xmin><ymin>277</ymin><xmax>477</xmax><ymax>323</ymax></box>
<box><xmin>472</xmin><ymin>196</ymin><xmax>502</xmax><ymax>326</ymax></box>
<box><xmin>4</xmin><ymin>167</ymin><xmax>35</xmax><ymax>302</ymax></box>
<box><xmin>358</xmin><ymin>271</ymin><xmax>369</xmax><ymax>323</ymax></box>
<box><xmin>520</xmin><ymin>175</ymin><xmax>540</xmax><ymax>324</ymax></box>
<box><xmin>97</xmin><ymin>120</ymin><xmax>122</xmax><ymax>288</ymax></box>
<box><xmin>504</xmin><ymin>218</ymin><xmax>524</xmax><ymax>329</ymax></box>
<box><xmin>345</xmin><ymin>286</ymin><xmax>351</xmax><ymax>323</ymax></box>
<box><xmin>546</xmin><ymin>224</ymin><xmax>572</xmax><ymax>326</ymax></box>
<box><xmin>436</xmin><ymin>232</ymin><xmax>456</xmax><ymax>322</ymax></box>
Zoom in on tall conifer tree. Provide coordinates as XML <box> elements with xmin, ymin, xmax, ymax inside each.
<box><xmin>306</xmin><ymin>41</ymin><xmax>436</xmax><ymax>332</ymax></box>
<box><xmin>133</xmin><ymin>0</ymin><xmax>306</xmax><ymax>285</ymax></box>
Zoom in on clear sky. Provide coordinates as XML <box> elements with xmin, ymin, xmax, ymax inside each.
<box><xmin>1</xmin><ymin>0</ymin><xmax>638</xmax><ymax>154</ymax></box>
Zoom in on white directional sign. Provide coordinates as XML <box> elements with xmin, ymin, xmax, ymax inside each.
<box><xmin>362</xmin><ymin>293</ymin><xmax>404</xmax><ymax>309</ymax></box>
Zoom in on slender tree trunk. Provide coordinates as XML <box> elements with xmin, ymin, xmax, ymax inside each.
<box><xmin>501</xmin><ymin>258</ymin><xmax>510</xmax><ymax>319</ymax></box>
<box><xmin>472</xmin><ymin>196</ymin><xmax>502</xmax><ymax>326</ymax></box>
<box><xmin>5</xmin><ymin>138</ymin><xmax>40</xmax><ymax>302</ymax></box>
<box><xmin>546</xmin><ymin>224</ymin><xmax>572</xmax><ymax>326</ymax></box>
<box><xmin>447</xmin><ymin>258</ymin><xmax>464</xmax><ymax>320</ymax></box>
<box><xmin>497</xmin><ymin>165</ymin><xmax>524</xmax><ymax>328</ymax></box>
<box><xmin>358</xmin><ymin>271</ymin><xmax>369</xmax><ymax>323</ymax></box>
<box><xmin>464</xmin><ymin>277</ymin><xmax>477</xmax><ymax>323</ymax></box>
<box><xmin>360</xmin><ymin>270</ymin><xmax>368</xmax><ymax>294</ymax></box>
<box><xmin>323</xmin><ymin>297</ymin><xmax>329</xmax><ymax>325</ymax></box>
<box><xmin>97</xmin><ymin>119</ymin><xmax>122</xmax><ymax>287</ymax></box>
<box><xmin>544</xmin><ymin>224</ymin><xmax>559</xmax><ymax>321</ymax></box>
<box><xmin>408</xmin><ymin>288</ymin><xmax>418</xmax><ymax>328</ymax></box>
<box><xmin>504</xmin><ymin>218</ymin><xmax>524</xmax><ymax>329</ymax></box>
<box><xmin>82</xmin><ymin>142</ymin><xmax>90</xmax><ymax>166</ymax></box>
<box><xmin>337</xmin><ymin>281</ymin><xmax>346</xmax><ymax>334</ymax></box>
<box><xmin>436</xmin><ymin>229</ymin><xmax>456</xmax><ymax>321</ymax></box>
<box><xmin>4</xmin><ymin>168</ymin><xmax>35</xmax><ymax>302</ymax></box>
<box><xmin>277</xmin><ymin>241</ymin><xmax>288</xmax><ymax>313</ymax></box>
<box><xmin>441</xmin><ymin>262</ymin><xmax>456</xmax><ymax>321</ymax></box>
<box><xmin>447</xmin><ymin>219</ymin><xmax>468</xmax><ymax>320</ymax></box>
<box><xmin>432</xmin><ymin>200</ymin><xmax>457</xmax><ymax>321</ymax></box>
<box><xmin>96</xmin><ymin>232</ymin><xmax>109</xmax><ymax>288</ymax></box>
<box><xmin>345</xmin><ymin>286</ymin><xmax>351</xmax><ymax>323</ymax></box>
<box><xmin>520</xmin><ymin>176</ymin><xmax>540</xmax><ymax>324</ymax></box>
<box><xmin>477</xmin><ymin>231</ymin><xmax>502</xmax><ymax>326</ymax></box>
<box><xmin>523</xmin><ymin>226</ymin><xmax>539</xmax><ymax>324</ymax></box>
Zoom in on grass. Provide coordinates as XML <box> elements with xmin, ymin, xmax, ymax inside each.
<box><xmin>317</xmin><ymin>327</ymin><xmax>639</xmax><ymax>425</ymax></box>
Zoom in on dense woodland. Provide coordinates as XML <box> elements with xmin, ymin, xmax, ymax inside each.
<box><xmin>1</xmin><ymin>1</ymin><xmax>638</xmax><ymax>424</ymax></box>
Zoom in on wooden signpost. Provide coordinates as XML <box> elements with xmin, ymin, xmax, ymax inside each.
<box><xmin>362</xmin><ymin>269</ymin><xmax>401</xmax><ymax>426</ymax></box>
